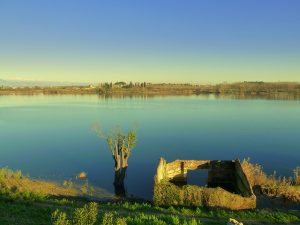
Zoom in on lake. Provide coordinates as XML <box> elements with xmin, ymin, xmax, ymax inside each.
<box><xmin>0</xmin><ymin>94</ymin><xmax>300</xmax><ymax>199</ymax></box>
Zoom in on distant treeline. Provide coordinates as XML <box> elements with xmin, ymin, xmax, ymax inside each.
<box><xmin>1</xmin><ymin>81</ymin><xmax>300</xmax><ymax>99</ymax></box>
<box><xmin>196</xmin><ymin>81</ymin><xmax>300</xmax><ymax>94</ymax></box>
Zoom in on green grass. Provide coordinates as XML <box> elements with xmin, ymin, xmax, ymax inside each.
<box><xmin>52</xmin><ymin>203</ymin><xmax>204</xmax><ymax>225</ymax></box>
<box><xmin>0</xmin><ymin>200</ymin><xmax>54</xmax><ymax>225</ymax></box>
<box><xmin>0</xmin><ymin>167</ymin><xmax>299</xmax><ymax>225</ymax></box>
<box><xmin>99</xmin><ymin>202</ymin><xmax>300</xmax><ymax>223</ymax></box>
<box><xmin>0</xmin><ymin>196</ymin><xmax>299</xmax><ymax>225</ymax></box>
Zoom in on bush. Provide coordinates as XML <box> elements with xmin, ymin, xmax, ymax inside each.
<box><xmin>101</xmin><ymin>212</ymin><xmax>115</xmax><ymax>225</ymax></box>
<box><xmin>52</xmin><ymin>202</ymin><xmax>98</xmax><ymax>225</ymax></box>
<box><xmin>52</xmin><ymin>210</ymin><xmax>71</xmax><ymax>225</ymax></box>
<box><xmin>73</xmin><ymin>202</ymin><xmax>98</xmax><ymax>225</ymax></box>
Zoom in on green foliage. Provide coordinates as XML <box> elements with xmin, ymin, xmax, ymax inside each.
<box><xmin>125</xmin><ymin>213</ymin><xmax>202</xmax><ymax>225</ymax></box>
<box><xmin>106</xmin><ymin>128</ymin><xmax>137</xmax><ymax>158</ymax></box>
<box><xmin>0</xmin><ymin>198</ymin><xmax>299</xmax><ymax>225</ymax></box>
<box><xmin>51</xmin><ymin>203</ymin><xmax>203</xmax><ymax>225</ymax></box>
<box><xmin>0</xmin><ymin>201</ymin><xmax>55</xmax><ymax>225</ymax></box>
<box><xmin>115</xmin><ymin>217</ymin><xmax>127</xmax><ymax>225</ymax></box>
<box><xmin>0</xmin><ymin>185</ymin><xmax>47</xmax><ymax>202</ymax></box>
<box><xmin>101</xmin><ymin>212</ymin><xmax>115</xmax><ymax>225</ymax></box>
<box><xmin>73</xmin><ymin>202</ymin><xmax>98</xmax><ymax>225</ymax></box>
<box><xmin>93</xmin><ymin>124</ymin><xmax>137</xmax><ymax>158</ymax></box>
<box><xmin>116</xmin><ymin>201</ymin><xmax>299</xmax><ymax>223</ymax></box>
<box><xmin>52</xmin><ymin>210</ymin><xmax>71</xmax><ymax>225</ymax></box>
<box><xmin>52</xmin><ymin>202</ymin><xmax>98</xmax><ymax>225</ymax></box>
<box><xmin>0</xmin><ymin>166</ymin><xmax>298</xmax><ymax>225</ymax></box>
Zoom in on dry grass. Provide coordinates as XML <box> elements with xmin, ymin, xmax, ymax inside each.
<box><xmin>241</xmin><ymin>159</ymin><xmax>300</xmax><ymax>203</ymax></box>
<box><xmin>241</xmin><ymin>158</ymin><xmax>267</xmax><ymax>187</ymax></box>
<box><xmin>294</xmin><ymin>167</ymin><xmax>300</xmax><ymax>185</ymax></box>
<box><xmin>0</xmin><ymin>168</ymin><xmax>78</xmax><ymax>198</ymax></box>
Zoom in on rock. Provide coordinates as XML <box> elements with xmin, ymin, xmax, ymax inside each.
<box><xmin>77</xmin><ymin>172</ymin><xmax>87</xmax><ymax>179</ymax></box>
<box><xmin>227</xmin><ymin>218</ymin><xmax>243</xmax><ymax>225</ymax></box>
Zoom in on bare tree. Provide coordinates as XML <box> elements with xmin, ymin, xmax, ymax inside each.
<box><xmin>93</xmin><ymin>124</ymin><xmax>137</xmax><ymax>197</ymax></box>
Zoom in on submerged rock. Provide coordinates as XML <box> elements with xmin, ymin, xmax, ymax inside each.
<box><xmin>77</xmin><ymin>172</ymin><xmax>87</xmax><ymax>179</ymax></box>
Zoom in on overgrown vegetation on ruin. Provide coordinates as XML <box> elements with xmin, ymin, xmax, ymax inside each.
<box><xmin>153</xmin><ymin>181</ymin><xmax>256</xmax><ymax>210</ymax></box>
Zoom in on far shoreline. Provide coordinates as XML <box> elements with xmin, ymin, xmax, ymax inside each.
<box><xmin>1</xmin><ymin>81</ymin><xmax>300</xmax><ymax>100</ymax></box>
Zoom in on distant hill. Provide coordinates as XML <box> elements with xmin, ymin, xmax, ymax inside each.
<box><xmin>0</xmin><ymin>78</ymin><xmax>89</xmax><ymax>87</ymax></box>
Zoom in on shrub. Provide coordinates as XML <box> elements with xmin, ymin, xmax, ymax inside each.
<box><xmin>101</xmin><ymin>212</ymin><xmax>115</xmax><ymax>225</ymax></box>
<box><xmin>73</xmin><ymin>202</ymin><xmax>98</xmax><ymax>225</ymax></box>
<box><xmin>115</xmin><ymin>217</ymin><xmax>127</xmax><ymax>225</ymax></box>
<box><xmin>52</xmin><ymin>210</ymin><xmax>71</xmax><ymax>225</ymax></box>
<box><xmin>51</xmin><ymin>202</ymin><xmax>98</xmax><ymax>225</ymax></box>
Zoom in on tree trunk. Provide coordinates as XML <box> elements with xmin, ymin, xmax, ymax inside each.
<box><xmin>113</xmin><ymin>142</ymin><xmax>129</xmax><ymax>198</ymax></box>
<box><xmin>113</xmin><ymin>154</ymin><xmax>128</xmax><ymax>197</ymax></box>
<box><xmin>114</xmin><ymin>167</ymin><xmax>127</xmax><ymax>197</ymax></box>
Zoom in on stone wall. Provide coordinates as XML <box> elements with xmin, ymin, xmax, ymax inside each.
<box><xmin>235</xmin><ymin>160</ymin><xmax>254</xmax><ymax>197</ymax></box>
<box><xmin>154</xmin><ymin>157</ymin><xmax>256</xmax><ymax>210</ymax></box>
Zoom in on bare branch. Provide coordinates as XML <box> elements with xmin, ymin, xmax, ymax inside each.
<box><xmin>91</xmin><ymin>123</ymin><xmax>104</xmax><ymax>138</ymax></box>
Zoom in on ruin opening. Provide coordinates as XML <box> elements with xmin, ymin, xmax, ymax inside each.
<box><xmin>187</xmin><ymin>169</ymin><xmax>209</xmax><ymax>187</ymax></box>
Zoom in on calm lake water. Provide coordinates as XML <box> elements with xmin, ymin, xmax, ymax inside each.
<box><xmin>0</xmin><ymin>95</ymin><xmax>300</xmax><ymax>199</ymax></box>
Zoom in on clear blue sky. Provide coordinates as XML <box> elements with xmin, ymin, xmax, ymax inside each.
<box><xmin>0</xmin><ymin>0</ymin><xmax>299</xmax><ymax>83</ymax></box>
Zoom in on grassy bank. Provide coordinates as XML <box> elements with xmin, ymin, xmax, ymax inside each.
<box><xmin>0</xmin><ymin>168</ymin><xmax>78</xmax><ymax>201</ymax></box>
<box><xmin>0</xmin><ymin>167</ymin><xmax>300</xmax><ymax>225</ymax></box>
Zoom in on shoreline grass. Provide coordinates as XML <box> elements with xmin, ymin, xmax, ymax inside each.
<box><xmin>0</xmin><ymin>166</ymin><xmax>299</xmax><ymax>224</ymax></box>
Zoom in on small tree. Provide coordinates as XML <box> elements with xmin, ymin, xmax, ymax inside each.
<box><xmin>93</xmin><ymin>125</ymin><xmax>137</xmax><ymax>197</ymax></box>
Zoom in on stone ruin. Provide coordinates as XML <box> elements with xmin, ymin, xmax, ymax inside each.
<box><xmin>154</xmin><ymin>158</ymin><xmax>256</xmax><ymax>210</ymax></box>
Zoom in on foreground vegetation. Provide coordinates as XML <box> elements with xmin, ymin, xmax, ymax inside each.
<box><xmin>0</xmin><ymin>167</ymin><xmax>300</xmax><ymax>224</ymax></box>
<box><xmin>1</xmin><ymin>198</ymin><xmax>299</xmax><ymax>225</ymax></box>
<box><xmin>1</xmin><ymin>81</ymin><xmax>300</xmax><ymax>99</ymax></box>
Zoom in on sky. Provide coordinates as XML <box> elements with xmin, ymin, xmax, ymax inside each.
<box><xmin>0</xmin><ymin>0</ymin><xmax>299</xmax><ymax>83</ymax></box>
